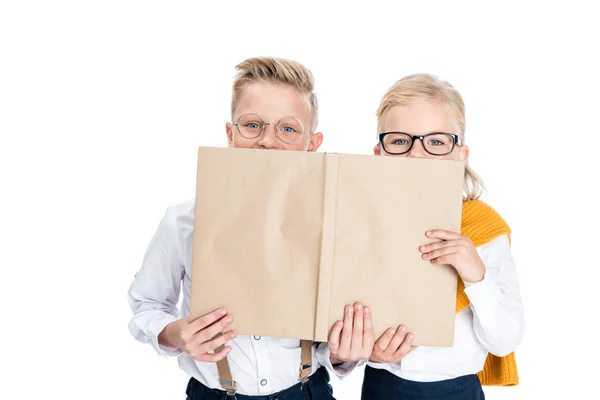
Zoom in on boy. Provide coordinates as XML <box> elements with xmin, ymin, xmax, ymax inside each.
<box><xmin>128</xmin><ymin>57</ymin><xmax>372</xmax><ymax>399</ymax></box>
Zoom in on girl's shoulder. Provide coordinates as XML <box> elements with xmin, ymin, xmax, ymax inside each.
<box><xmin>462</xmin><ymin>199</ymin><xmax>511</xmax><ymax>246</ymax></box>
<box><xmin>463</xmin><ymin>199</ymin><xmax>508</xmax><ymax>222</ymax></box>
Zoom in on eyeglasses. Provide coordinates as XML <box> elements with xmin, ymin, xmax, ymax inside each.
<box><xmin>233</xmin><ymin>112</ymin><xmax>310</xmax><ymax>144</ymax></box>
<box><xmin>379</xmin><ymin>132</ymin><xmax>461</xmax><ymax>156</ymax></box>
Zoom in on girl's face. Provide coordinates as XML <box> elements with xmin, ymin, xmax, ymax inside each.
<box><xmin>374</xmin><ymin>99</ymin><xmax>469</xmax><ymax>162</ymax></box>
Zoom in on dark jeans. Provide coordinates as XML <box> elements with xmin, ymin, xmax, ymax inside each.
<box><xmin>186</xmin><ymin>366</ymin><xmax>335</xmax><ymax>400</ymax></box>
<box><xmin>361</xmin><ymin>366</ymin><xmax>485</xmax><ymax>400</ymax></box>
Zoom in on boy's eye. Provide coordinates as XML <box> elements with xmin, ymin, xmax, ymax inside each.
<box><xmin>392</xmin><ymin>139</ymin><xmax>409</xmax><ymax>145</ymax></box>
<box><xmin>246</xmin><ymin>122</ymin><xmax>263</xmax><ymax>129</ymax></box>
<box><xmin>281</xmin><ymin>125</ymin><xmax>297</xmax><ymax>133</ymax></box>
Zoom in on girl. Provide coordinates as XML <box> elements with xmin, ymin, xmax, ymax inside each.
<box><xmin>362</xmin><ymin>74</ymin><xmax>525</xmax><ymax>399</ymax></box>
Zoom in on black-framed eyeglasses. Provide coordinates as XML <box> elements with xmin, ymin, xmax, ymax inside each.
<box><xmin>379</xmin><ymin>132</ymin><xmax>461</xmax><ymax>156</ymax></box>
<box><xmin>233</xmin><ymin>112</ymin><xmax>310</xmax><ymax>144</ymax></box>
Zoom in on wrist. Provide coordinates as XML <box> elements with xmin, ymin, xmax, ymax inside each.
<box><xmin>158</xmin><ymin>321</ymin><xmax>177</xmax><ymax>348</ymax></box>
<box><xmin>330</xmin><ymin>353</ymin><xmax>344</xmax><ymax>365</ymax></box>
<box><xmin>463</xmin><ymin>262</ymin><xmax>485</xmax><ymax>284</ymax></box>
<box><xmin>368</xmin><ymin>354</ymin><xmax>384</xmax><ymax>363</ymax></box>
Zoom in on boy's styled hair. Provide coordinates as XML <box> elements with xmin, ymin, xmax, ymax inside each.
<box><xmin>231</xmin><ymin>57</ymin><xmax>318</xmax><ymax>132</ymax></box>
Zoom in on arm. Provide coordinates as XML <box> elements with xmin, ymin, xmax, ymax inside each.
<box><xmin>127</xmin><ymin>207</ymin><xmax>185</xmax><ymax>356</ymax></box>
<box><xmin>421</xmin><ymin>232</ymin><xmax>525</xmax><ymax>356</ymax></box>
<box><xmin>127</xmin><ymin>207</ymin><xmax>236</xmax><ymax>360</ymax></box>
<box><xmin>464</xmin><ymin>235</ymin><xmax>525</xmax><ymax>356</ymax></box>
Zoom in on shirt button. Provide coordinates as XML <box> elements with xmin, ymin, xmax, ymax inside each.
<box><xmin>254</xmin><ymin>336</ymin><xmax>261</xmax><ymax>340</ymax></box>
<box><xmin>260</xmin><ymin>379</ymin><xmax>267</xmax><ymax>386</ymax></box>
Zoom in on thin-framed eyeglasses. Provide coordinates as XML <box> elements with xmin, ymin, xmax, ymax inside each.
<box><xmin>233</xmin><ymin>112</ymin><xmax>310</xmax><ymax>144</ymax></box>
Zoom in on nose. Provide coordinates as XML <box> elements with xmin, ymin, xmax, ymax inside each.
<box><xmin>257</xmin><ymin>123</ymin><xmax>279</xmax><ymax>149</ymax></box>
<box><xmin>407</xmin><ymin>138</ymin><xmax>427</xmax><ymax>158</ymax></box>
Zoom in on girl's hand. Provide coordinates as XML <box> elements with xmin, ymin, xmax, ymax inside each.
<box><xmin>369</xmin><ymin>326</ymin><xmax>416</xmax><ymax>363</ymax></box>
<box><xmin>419</xmin><ymin>230</ymin><xmax>485</xmax><ymax>283</ymax></box>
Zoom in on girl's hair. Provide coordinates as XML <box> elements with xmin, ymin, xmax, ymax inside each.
<box><xmin>376</xmin><ymin>73</ymin><xmax>485</xmax><ymax>200</ymax></box>
<box><xmin>231</xmin><ymin>57</ymin><xmax>319</xmax><ymax>132</ymax></box>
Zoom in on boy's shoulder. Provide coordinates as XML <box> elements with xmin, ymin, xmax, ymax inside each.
<box><xmin>161</xmin><ymin>198</ymin><xmax>196</xmax><ymax>231</ymax></box>
<box><xmin>166</xmin><ymin>198</ymin><xmax>195</xmax><ymax>216</ymax></box>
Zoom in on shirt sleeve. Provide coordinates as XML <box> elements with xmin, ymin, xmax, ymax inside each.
<box><xmin>127</xmin><ymin>207</ymin><xmax>185</xmax><ymax>357</ymax></box>
<box><xmin>464</xmin><ymin>234</ymin><xmax>525</xmax><ymax>357</ymax></box>
<box><xmin>315</xmin><ymin>342</ymin><xmax>360</xmax><ymax>378</ymax></box>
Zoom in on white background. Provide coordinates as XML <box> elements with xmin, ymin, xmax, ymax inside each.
<box><xmin>1</xmin><ymin>1</ymin><xmax>599</xmax><ymax>399</ymax></box>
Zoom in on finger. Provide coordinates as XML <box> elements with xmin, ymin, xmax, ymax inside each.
<box><xmin>197</xmin><ymin>330</ymin><xmax>238</xmax><ymax>354</ymax></box>
<box><xmin>362</xmin><ymin>307</ymin><xmax>374</xmax><ymax>350</ymax></box>
<box><xmin>393</xmin><ymin>332</ymin><xmax>415</xmax><ymax>358</ymax></box>
<box><xmin>193</xmin><ymin>314</ymin><xmax>234</xmax><ymax>344</ymax></box>
<box><xmin>409</xmin><ymin>345</ymin><xmax>418</xmax><ymax>353</ymax></box>
<box><xmin>419</xmin><ymin>240</ymin><xmax>460</xmax><ymax>253</ymax></box>
<box><xmin>385</xmin><ymin>326</ymin><xmax>408</xmax><ymax>355</ymax></box>
<box><xmin>339</xmin><ymin>305</ymin><xmax>354</xmax><ymax>351</ymax></box>
<box><xmin>187</xmin><ymin>308</ymin><xmax>228</xmax><ymax>333</ymax></box>
<box><xmin>425</xmin><ymin>230</ymin><xmax>462</xmax><ymax>241</ymax></box>
<box><xmin>193</xmin><ymin>345</ymin><xmax>231</xmax><ymax>362</ymax></box>
<box><xmin>328</xmin><ymin>321</ymin><xmax>343</xmax><ymax>353</ymax></box>
<box><xmin>352</xmin><ymin>303</ymin><xmax>364</xmax><ymax>349</ymax></box>
<box><xmin>422</xmin><ymin>246</ymin><xmax>460</xmax><ymax>260</ymax></box>
<box><xmin>430</xmin><ymin>254</ymin><xmax>456</xmax><ymax>265</ymax></box>
<box><xmin>374</xmin><ymin>328</ymin><xmax>396</xmax><ymax>353</ymax></box>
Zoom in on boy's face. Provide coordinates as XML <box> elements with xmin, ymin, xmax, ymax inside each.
<box><xmin>374</xmin><ymin>100</ymin><xmax>469</xmax><ymax>162</ymax></box>
<box><xmin>226</xmin><ymin>82</ymin><xmax>323</xmax><ymax>152</ymax></box>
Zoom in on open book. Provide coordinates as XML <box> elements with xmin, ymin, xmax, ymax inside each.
<box><xmin>189</xmin><ymin>146</ymin><xmax>465</xmax><ymax>346</ymax></box>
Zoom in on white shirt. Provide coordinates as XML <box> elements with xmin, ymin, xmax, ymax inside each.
<box><xmin>367</xmin><ymin>234</ymin><xmax>525</xmax><ymax>381</ymax></box>
<box><xmin>127</xmin><ymin>199</ymin><xmax>351</xmax><ymax>396</ymax></box>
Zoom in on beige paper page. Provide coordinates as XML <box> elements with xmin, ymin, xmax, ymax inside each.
<box><xmin>189</xmin><ymin>147</ymin><xmax>323</xmax><ymax>340</ymax></box>
<box><xmin>323</xmin><ymin>154</ymin><xmax>464</xmax><ymax>346</ymax></box>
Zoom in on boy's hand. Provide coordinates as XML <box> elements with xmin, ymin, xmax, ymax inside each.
<box><xmin>159</xmin><ymin>308</ymin><xmax>237</xmax><ymax>362</ymax></box>
<box><xmin>370</xmin><ymin>326</ymin><xmax>417</xmax><ymax>363</ymax></box>
<box><xmin>328</xmin><ymin>302</ymin><xmax>374</xmax><ymax>364</ymax></box>
<box><xmin>419</xmin><ymin>230</ymin><xmax>485</xmax><ymax>283</ymax></box>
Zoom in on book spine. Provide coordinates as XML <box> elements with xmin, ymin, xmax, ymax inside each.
<box><xmin>314</xmin><ymin>153</ymin><xmax>340</xmax><ymax>342</ymax></box>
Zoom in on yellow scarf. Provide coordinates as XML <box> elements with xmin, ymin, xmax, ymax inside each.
<box><xmin>456</xmin><ymin>200</ymin><xmax>519</xmax><ymax>386</ymax></box>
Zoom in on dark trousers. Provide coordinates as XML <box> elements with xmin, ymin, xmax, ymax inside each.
<box><xmin>361</xmin><ymin>365</ymin><xmax>485</xmax><ymax>400</ymax></box>
<box><xmin>186</xmin><ymin>366</ymin><xmax>335</xmax><ymax>400</ymax></box>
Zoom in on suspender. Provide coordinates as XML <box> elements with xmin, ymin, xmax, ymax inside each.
<box><xmin>216</xmin><ymin>339</ymin><xmax>313</xmax><ymax>396</ymax></box>
<box><xmin>215</xmin><ymin>344</ymin><xmax>236</xmax><ymax>393</ymax></box>
<box><xmin>299</xmin><ymin>339</ymin><xmax>313</xmax><ymax>381</ymax></box>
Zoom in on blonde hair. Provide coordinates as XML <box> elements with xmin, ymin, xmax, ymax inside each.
<box><xmin>231</xmin><ymin>57</ymin><xmax>319</xmax><ymax>132</ymax></box>
<box><xmin>376</xmin><ymin>73</ymin><xmax>485</xmax><ymax>200</ymax></box>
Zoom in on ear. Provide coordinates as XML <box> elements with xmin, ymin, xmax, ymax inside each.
<box><xmin>459</xmin><ymin>145</ymin><xmax>470</xmax><ymax>162</ymax></box>
<box><xmin>226</xmin><ymin>122</ymin><xmax>234</xmax><ymax>148</ymax></box>
<box><xmin>307</xmin><ymin>132</ymin><xmax>324</xmax><ymax>152</ymax></box>
<box><xmin>374</xmin><ymin>143</ymin><xmax>381</xmax><ymax>155</ymax></box>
